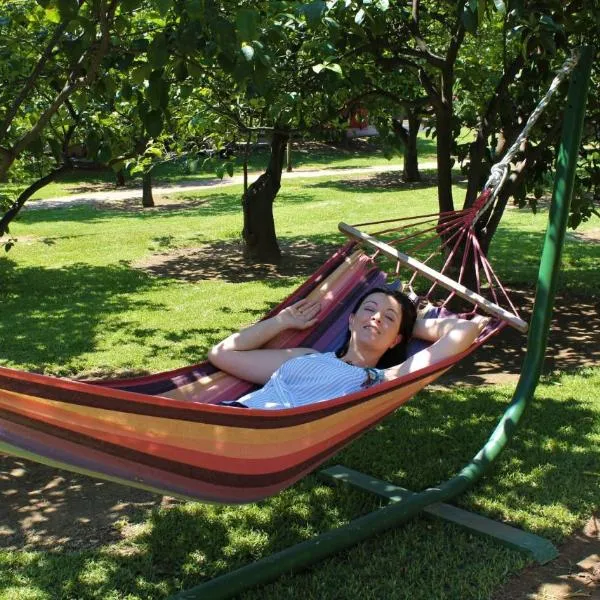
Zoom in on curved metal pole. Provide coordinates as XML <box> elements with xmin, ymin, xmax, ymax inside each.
<box><xmin>170</xmin><ymin>46</ymin><xmax>594</xmax><ymax>600</ymax></box>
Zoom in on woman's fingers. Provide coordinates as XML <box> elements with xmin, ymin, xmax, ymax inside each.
<box><xmin>471</xmin><ymin>315</ymin><xmax>492</xmax><ymax>331</ymax></box>
<box><xmin>292</xmin><ymin>299</ymin><xmax>321</xmax><ymax>318</ymax></box>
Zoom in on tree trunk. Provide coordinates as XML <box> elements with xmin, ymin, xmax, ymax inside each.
<box><xmin>115</xmin><ymin>170</ymin><xmax>126</xmax><ymax>187</ymax></box>
<box><xmin>286</xmin><ymin>139</ymin><xmax>292</xmax><ymax>172</ymax></box>
<box><xmin>403</xmin><ymin>113</ymin><xmax>421</xmax><ymax>182</ymax></box>
<box><xmin>436</xmin><ymin>101</ymin><xmax>454</xmax><ymax>214</ymax></box>
<box><xmin>142</xmin><ymin>171</ymin><xmax>154</xmax><ymax>207</ymax></box>
<box><xmin>392</xmin><ymin>114</ymin><xmax>421</xmax><ymax>182</ymax></box>
<box><xmin>242</xmin><ymin>129</ymin><xmax>288</xmax><ymax>263</ymax></box>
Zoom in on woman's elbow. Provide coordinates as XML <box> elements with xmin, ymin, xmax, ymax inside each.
<box><xmin>208</xmin><ymin>343</ymin><xmax>226</xmax><ymax>367</ymax></box>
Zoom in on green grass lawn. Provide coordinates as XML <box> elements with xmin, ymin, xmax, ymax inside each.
<box><xmin>0</xmin><ymin>172</ymin><xmax>598</xmax><ymax>599</ymax></box>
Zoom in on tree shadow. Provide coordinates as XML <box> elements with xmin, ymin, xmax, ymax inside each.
<box><xmin>0</xmin><ymin>259</ymin><xmax>165</xmax><ymax>374</ymax></box>
<box><xmin>304</xmin><ymin>170</ymin><xmax>440</xmax><ymax>193</ymax></box>
<box><xmin>134</xmin><ymin>235</ymin><xmax>341</xmax><ymax>285</ymax></box>
<box><xmin>443</xmin><ymin>289</ymin><xmax>600</xmax><ymax>385</ymax></box>
<box><xmin>0</xmin><ymin>455</ymin><xmax>171</xmax><ymax>552</ymax></box>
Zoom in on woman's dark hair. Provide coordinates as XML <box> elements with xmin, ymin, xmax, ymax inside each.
<box><xmin>336</xmin><ymin>287</ymin><xmax>418</xmax><ymax>368</ymax></box>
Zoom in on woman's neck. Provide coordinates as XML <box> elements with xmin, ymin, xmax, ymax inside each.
<box><xmin>341</xmin><ymin>346</ymin><xmax>380</xmax><ymax>368</ymax></box>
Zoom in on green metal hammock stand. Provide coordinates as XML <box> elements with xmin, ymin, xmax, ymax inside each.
<box><xmin>169</xmin><ymin>46</ymin><xmax>594</xmax><ymax>600</ymax></box>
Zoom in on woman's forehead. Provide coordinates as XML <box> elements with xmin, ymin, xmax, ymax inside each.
<box><xmin>361</xmin><ymin>293</ymin><xmax>402</xmax><ymax>312</ymax></box>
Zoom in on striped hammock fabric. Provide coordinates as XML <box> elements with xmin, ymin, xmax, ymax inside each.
<box><xmin>0</xmin><ymin>243</ymin><xmax>499</xmax><ymax>504</ymax></box>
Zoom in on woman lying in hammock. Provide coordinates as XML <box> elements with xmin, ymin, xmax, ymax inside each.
<box><xmin>208</xmin><ymin>288</ymin><xmax>489</xmax><ymax>410</ymax></box>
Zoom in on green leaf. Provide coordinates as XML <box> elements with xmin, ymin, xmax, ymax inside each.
<box><xmin>148</xmin><ymin>33</ymin><xmax>168</xmax><ymax>69</ymax></box>
<box><xmin>355</xmin><ymin>8</ymin><xmax>365</xmax><ymax>24</ymax></box>
<box><xmin>57</xmin><ymin>0</ymin><xmax>78</xmax><ymax>21</ymax></box>
<box><xmin>111</xmin><ymin>160</ymin><xmax>125</xmax><ymax>173</ymax></box>
<box><xmin>144</xmin><ymin>146</ymin><xmax>163</xmax><ymax>158</ymax></box>
<box><xmin>147</xmin><ymin>71</ymin><xmax>169</xmax><ymax>110</ymax></box>
<box><xmin>144</xmin><ymin>109</ymin><xmax>164</xmax><ymax>138</ymax></box>
<box><xmin>301</xmin><ymin>1</ymin><xmax>327</xmax><ymax>25</ymax></box>
<box><xmin>225</xmin><ymin>161</ymin><xmax>234</xmax><ymax>177</ymax></box>
<box><xmin>539</xmin><ymin>14</ymin><xmax>560</xmax><ymax>31</ymax></box>
<box><xmin>215</xmin><ymin>165</ymin><xmax>225</xmax><ymax>179</ymax></box>
<box><xmin>186</xmin><ymin>0</ymin><xmax>203</xmax><ymax>19</ymax></box>
<box><xmin>241</xmin><ymin>43</ymin><xmax>255</xmax><ymax>61</ymax></box>
<box><xmin>121</xmin><ymin>81</ymin><xmax>133</xmax><ymax>100</ymax></box>
<box><xmin>187</xmin><ymin>62</ymin><xmax>203</xmax><ymax>78</ymax></box>
<box><xmin>325</xmin><ymin>62</ymin><xmax>342</xmax><ymax>75</ymax></box>
<box><xmin>131</xmin><ymin>63</ymin><xmax>152</xmax><ymax>84</ymax></box>
<box><xmin>236</xmin><ymin>8</ymin><xmax>260</xmax><ymax>41</ymax></box>
<box><xmin>45</xmin><ymin>7</ymin><xmax>61</xmax><ymax>23</ymax></box>
<box><xmin>375</xmin><ymin>0</ymin><xmax>389</xmax><ymax>10</ymax></box>
<box><xmin>312</xmin><ymin>62</ymin><xmax>342</xmax><ymax>75</ymax></box>
<box><xmin>461</xmin><ymin>5</ymin><xmax>477</xmax><ymax>33</ymax></box>
<box><xmin>492</xmin><ymin>0</ymin><xmax>506</xmax><ymax>14</ymax></box>
<box><xmin>120</xmin><ymin>0</ymin><xmax>143</xmax><ymax>10</ymax></box>
<box><xmin>174</xmin><ymin>59</ymin><xmax>188</xmax><ymax>81</ymax></box>
<box><xmin>153</xmin><ymin>0</ymin><xmax>173</xmax><ymax>16</ymax></box>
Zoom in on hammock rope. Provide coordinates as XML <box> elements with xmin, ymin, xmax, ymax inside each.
<box><xmin>473</xmin><ymin>50</ymin><xmax>580</xmax><ymax>226</ymax></box>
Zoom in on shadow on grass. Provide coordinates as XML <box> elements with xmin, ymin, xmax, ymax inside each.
<box><xmin>304</xmin><ymin>170</ymin><xmax>440</xmax><ymax>193</ymax></box>
<box><xmin>135</xmin><ymin>234</ymin><xmax>342</xmax><ymax>284</ymax></box>
<box><xmin>489</xmin><ymin>219</ymin><xmax>600</xmax><ymax>296</ymax></box>
<box><xmin>0</xmin><ymin>380</ymin><xmax>597</xmax><ymax>599</ymax></box>
<box><xmin>0</xmin><ymin>258</ymin><xmax>167</xmax><ymax>375</ymax></box>
<box><xmin>444</xmin><ymin>290</ymin><xmax>600</xmax><ymax>383</ymax></box>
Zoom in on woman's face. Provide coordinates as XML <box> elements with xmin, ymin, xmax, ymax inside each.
<box><xmin>349</xmin><ymin>292</ymin><xmax>403</xmax><ymax>353</ymax></box>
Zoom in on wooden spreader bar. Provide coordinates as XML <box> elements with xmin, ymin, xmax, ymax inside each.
<box><xmin>339</xmin><ymin>222</ymin><xmax>529</xmax><ymax>333</ymax></box>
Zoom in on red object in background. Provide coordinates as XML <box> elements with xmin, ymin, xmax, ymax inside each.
<box><xmin>349</xmin><ymin>106</ymin><xmax>369</xmax><ymax>129</ymax></box>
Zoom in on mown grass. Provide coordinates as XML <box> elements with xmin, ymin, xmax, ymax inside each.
<box><xmin>0</xmin><ymin>170</ymin><xmax>598</xmax><ymax>599</ymax></box>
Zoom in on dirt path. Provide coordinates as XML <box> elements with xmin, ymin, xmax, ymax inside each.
<box><xmin>23</xmin><ymin>162</ymin><xmax>438</xmax><ymax>210</ymax></box>
<box><xmin>491</xmin><ymin>516</ymin><xmax>600</xmax><ymax>600</ymax></box>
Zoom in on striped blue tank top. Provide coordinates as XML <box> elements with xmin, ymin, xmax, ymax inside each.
<box><xmin>237</xmin><ymin>352</ymin><xmax>381</xmax><ymax>410</ymax></box>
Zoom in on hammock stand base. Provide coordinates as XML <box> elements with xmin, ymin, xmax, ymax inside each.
<box><xmin>168</xmin><ymin>46</ymin><xmax>593</xmax><ymax>600</ymax></box>
<box><xmin>319</xmin><ymin>465</ymin><xmax>558</xmax><ymax>564</ymax></box>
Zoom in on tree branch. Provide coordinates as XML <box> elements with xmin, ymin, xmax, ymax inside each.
<box><xmin>0</xmin><ymin>1</ymin><xmax>118</xmax><ymax>181</ymax></box>
<box><xmin>0</xmin><ymin>20</ymin><xmax>70</xmax><ymax>140</ymax></box>
<box><xmin>0</xmin><ymin>163</ymin><xmax>73</xmax><ymax>237</ymax></box>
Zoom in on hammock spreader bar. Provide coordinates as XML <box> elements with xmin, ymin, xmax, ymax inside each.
<box><xmin>169</xmin><ymin>45</ymin><xmax>593</xmax><ymax>600</ymax></box>
<box><xmin>339</xmin><ymin>222</ymin><xmax>529</xmax><ymax>332</ymax></box>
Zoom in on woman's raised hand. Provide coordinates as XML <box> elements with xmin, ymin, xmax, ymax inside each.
<box><xmin>277</xmin><ymin>298</ymin><xmax>321</xmax><ymax>330</ymax></box>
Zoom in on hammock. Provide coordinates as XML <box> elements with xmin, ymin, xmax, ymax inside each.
<box><xmin>1</xmin><ymin>49</ymin><xmax>584</xmax><ymax>506</ymax></box>
<box><xmin>0</xmin><ymin>210</ymin><xmax>521</xmax><ymax>504</ymax></box>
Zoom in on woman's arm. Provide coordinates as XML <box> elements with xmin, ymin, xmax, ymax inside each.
<box><xmin>208</xmin><ymin>299</ymin><xmax>321</xmax><ymax>384</ymax></box>
<box><xmin>381</xmin><ymin>315</ymin><xmax>489</xmax><ymax>382</ymax></box>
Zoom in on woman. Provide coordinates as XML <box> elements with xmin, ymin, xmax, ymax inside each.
<box><xmin>208</xmin><ymin>288</ymin><xmax>489</xmax><ymax>410</ymax></box>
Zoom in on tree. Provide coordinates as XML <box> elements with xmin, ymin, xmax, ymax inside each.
<box><xmin>154</xmin><ymin>1</ymin><xmax>358</xmax><ymax>262</ymax></box>
<box><xmin>323</xmin><ymin>0</ymin><xmax>599</xmax><ymax>260</ymax></box>
<box><xmin>0</xmin><ymin>0</ymin><xmax>158</xmax><ymax>240</ymax></box>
